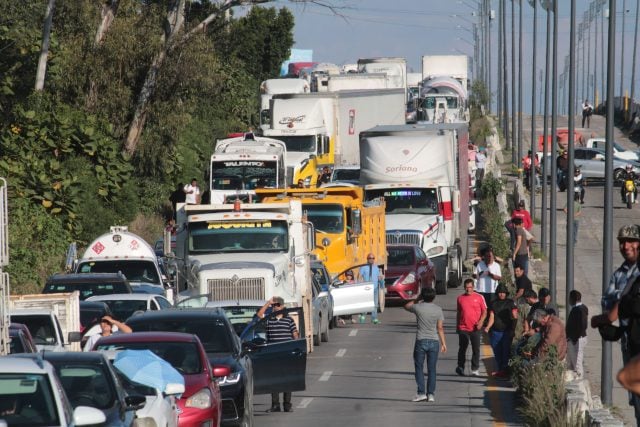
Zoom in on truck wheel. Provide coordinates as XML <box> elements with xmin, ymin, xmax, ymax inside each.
<box><xmin>329</xmin><ymin>316</ymin><xmax>337</xmax><ymax>329</ymax></box>
<box><xmin>321</xmin><ymin>318</ymin><xmax>329</xmax><ymax>342</ymax></box>
<box><xmin>435</xmin><ymin>279</ymin><xmax>447</xmax><ymax>295</ymax></box>
<box><xmin>313</xmin><ymin>324</ymin><xmax>321</xmax><ymax>346</ymax></box>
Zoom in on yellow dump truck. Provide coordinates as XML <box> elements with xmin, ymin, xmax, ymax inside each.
<box><xmin>255</xmin><ymin>187</ymin><xmax>387</xmax><ymax>278</ymax></box>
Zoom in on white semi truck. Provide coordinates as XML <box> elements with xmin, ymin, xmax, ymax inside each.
<box><xmin>357</xmin><ymin>57</ymin><xmax>407</xmax><ymax>100</ymax></box>
<box><xmin>263</xmin><ymin>89</ymin><xmax>406</xmax><ymax>186</ymax></box>
<box><xmin>209</xmin><ymin>133</ymin><xmax>287</xmax><ymax>203</ymax></box>
<box><xmin>259</xmin><ymin>78</ymin><xmax>310</xmax><ymax>131</ymax></box>
<box><xmin>420</xmin><ymin>55</ymin><xmax>469</xmax><ymax>124</ymax></box>
<box><xmin>360</xmin><ymin>123</ymin><xmax>470</xmax><ymax>294</ymax></box>
<box><xmin>174</xmin><ymin>200</ymin><xmax>314</xmax><ymax>350</ymax></box>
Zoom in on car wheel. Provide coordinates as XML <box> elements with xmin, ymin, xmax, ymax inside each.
<box><xmin>313</xmin><ymin>323</ymin><xmax>321</xmax><ymax>346</ymax></box>
<box><xmin>329</xmin><ymin>314</ymin><xmax>337</xmax><ymax>329</ymax></box>
<box><xmin>240</xmin><ymin>390</ymin><xmax>254</xmax><ymax>427</ymax></box>
<box><xmin>321</xmin><ymin>317</ymin><xmax>329</xmax><ymax>342</ymax></box>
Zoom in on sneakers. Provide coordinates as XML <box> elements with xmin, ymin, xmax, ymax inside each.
<box><xmin>427</xmin><ymin>394</ymin><xmax>435</xmax><ymax>402</ymax></box>
<box><xmin>359</xmin><ymin>314</ymin><xmax>366</xmax><ymax>324</ymax></box>
<box><xmin>372</xmin><ymin>319</ymin><xmax>380</xmax><ymax>324</ymax></box>
<box><xmin>412</xmin><ymin>393</ymin><xmax>427</xmax><ymax>402</ymax></box>
<box><xmin>471</xmin><ymin>370</ymin><xmax>480</xmax><ymax>377</ymax></box>
<box><xmin>283</xmin><ymin>404</ymin><xmax>293</xmax><ymax>413</ymax></box>
<box><xmin>455</xmin><ymin>366</ymin><xmax>465</xmax><ymax>376</ymax></box>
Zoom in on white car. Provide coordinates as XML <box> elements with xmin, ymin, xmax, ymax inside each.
<box><xmin>586</xmin><ymin>138</ymin><xmax>640</xmax><ymax>161</ymax></box>
<box><xmin>86</xmin><ymin>293</ymin><xmax>173</xmax><ymax>322</ymax></box>
<box><xmin>0</xmin><ymin>356</ymin><xmax>105</xmax><ymax>426</ymax></box>
<box><xmin>99</xmin><ymin>350</ymin><xmax>181</xmax><ymax>427</ymax></box>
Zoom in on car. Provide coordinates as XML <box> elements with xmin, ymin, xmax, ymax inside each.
<box><xmin>585</xmin><ymin>137</ymin><xmax>640</xmax><ymax>161</ymax></box>
<box><xmin>43</xmin><ymin>273</ymin><xmax>133</xmax><ymax>301</ymax></box>
<box><xmin>33</xmin><ymin>351</ymin><xmax>147</xmax><ymax>427</ymax></box>
<box><xmin>124</xmin><ymin>308</ymin><xmax>307</xmax><ymax>427</ymax></box>
<box><xmin>329</xmin><ymin>266</ymin><xmax>377</xmax><ymax>318</ymax></box>
<box><xmin>310</xmin><ymin>260</ymin><xmax>336</xmax><ymax>328</ymax></box>
<box><xmin>543</xmin><ymin>148</ymin><xmax>640</xmax><ymax>182</ymax></box>
<box><xmin>311</xmin><ymin>275</ymin><xmax>331</xmax><ymax>346</ymax></box>
<box><xmin>0</xmin><ymin>356</ymin><xmax>106</xmax><ymax>426</ymax></box>
<box><xmin>385</xmin><ymin>244</ymin><xmax>436</xmax><ymax>301</ymax></box>
<box><xmin>330</xmin><ymin>165</ymin><xmax>360</xmax><ymax>185</ymax></box>
<box><xmin>86</xmin><ymin>293</ymin><xmax>173</xmax><ymax>322</ymax></box>
<box><xmin>93</xmin><ymin>331</ymin><xmax>224</xmax><ymax>427</ymax></box>
<box><xmin>8</xmin><ymin>323</ymin><xmax>37</xmax><ymax>354</ymax></box>
<box><xmin>194</xmin><ymin>299</ymin><xmax>267</xmax><ymax>338</ymax></box>
<box><xmin>10</xmin><ymin>309</ymin><xmax>82</xmax><ymax>352</ymax></box>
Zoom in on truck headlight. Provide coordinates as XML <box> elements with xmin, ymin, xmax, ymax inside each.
<box><xmin>218</xmin><ymin>371</ymin><xmax>242</xmax><ymax>386</ymax></box>
<box><xmin>185</xmin><ymin>388</ymin><xmax>212</xmax><ymax>409</ymax></box>
<box><xmin>426</xmin><ymin>246</ymin><xmax>445</xmax><ymax>257</ymax></box>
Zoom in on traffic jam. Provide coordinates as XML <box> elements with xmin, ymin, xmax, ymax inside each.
<box><xmin>0</xmin><ymin>56</ymin><xmax>476</xmax><ymax>427</ymax></box>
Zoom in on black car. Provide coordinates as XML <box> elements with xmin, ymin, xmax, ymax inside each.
<box><xmin>126</xmin><ymin>307</ymin><xmax>307</xmax><ymax>427</ymax></box>
<box><xmin>43</xmin><ymin>272</ymin><xmax>133</xmax><ymax>301</ymax></box>
<box><xmin>8</xmin><ymin>323</ymin><xmax>37</xmax><ymax>354</ymax></box>
<box><xmin>20</xmin><ymin>352</ymin><xmax>146</xmax><ymax>427</ymax></box>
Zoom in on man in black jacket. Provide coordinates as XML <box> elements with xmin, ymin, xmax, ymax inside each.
<box><xmin>566</xmin><ymin>290</ymin><xmax>588</xmax><ymax>378</ymax></box>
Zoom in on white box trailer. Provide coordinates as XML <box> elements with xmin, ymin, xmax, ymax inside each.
<box><xmin>357</xmin><ymin>57</ymin><xmax>407</xmax><ymax>100</ymax></box>
<box><xmin>322</xmin><ymin>73</ymin><xmax>390</xmax><ymax>92</ymax></box>
<box><xmin>421</xmin><ymin>55</ymin><xmax>468</xmax><ymax>87</ymax></box>
<box><xmin>260</xmin><ymin>78</ymin><xmax>310</xmax><ymax>131</ymax></box>
<box><xmin>360</xmin><ymin>123</ymin><xmax>470</xmax><ymax>294</ymax></box>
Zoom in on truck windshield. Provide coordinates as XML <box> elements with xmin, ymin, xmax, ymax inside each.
<box><xmin>210</xmin><ymin>160</ymin><xmax>278</xmax><ymax>190</ymax></box>
<box><xmin>304</xmin><ymin>204</ymin><xmax>344</xmax><ymax>233</ymax></box>
<box><xmin>366</xmin><ymin>188</ymin><xmax>439</xmax><ymax>215</ymax></box>
<box><xmin>77</xmin><ymin>260</ymin><xmax>160</xmax><ymax>285</ymax></box>
<box><xmin>189</xmin><ymin>220</ymin><xmax>289</xmax><ymax>253</ymax></box>
<box><xmin>275</xmin><ymin>135</ymin><xmax>316</xmax><ymax>153</ymax></box>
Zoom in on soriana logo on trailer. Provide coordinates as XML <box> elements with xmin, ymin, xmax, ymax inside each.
<box><xmin>348</xmin><ymin>109</ymin><xmax>356</xmax><ymax>135</ymax></box>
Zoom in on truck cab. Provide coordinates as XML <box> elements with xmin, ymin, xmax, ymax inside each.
<box><xmin>210</xmin><ymin>133</ymin><xmax>287</xmax><ymax>203</ymax></box>
<box><xmin>10</xmin><ymin>309</ymin><xmax>80</xmax><ymax>352</ymax></box>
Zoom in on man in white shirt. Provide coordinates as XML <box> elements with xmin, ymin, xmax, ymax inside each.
<box><xmin>473</xmin><ymin>249</ymin><xmax>502</xmax><ymax>307</ymax></box>
<box><xmin>184</xmin><ymin>178</ymin><xmax>200</xmax><ymax>205</ymax></box>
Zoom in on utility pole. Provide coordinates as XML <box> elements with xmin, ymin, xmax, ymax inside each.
<box><xmin>549</xmin><ymin>0</ymin><xmax>558</xmax><ymax>305</ymax></box>
<box><xmin>620</xmin><ymin>0</ymin><xmax>627</xmax><ymax>111</ymax></box>
<box><xmin>566</xmin><ymin>0</ymin><xmax>577</xmax><ymax>320</ymax></box>
<box><xmin>35</xmin><ymin>0</ymin><xmax>56</xmax><ymax>91</ymax></box>
<box><xmin>529</xmin><ymin>0</ymin><xmax>537</xmax><ymax>220</ymax></box>
<box><xmin>629</xmin><ymin>0</ymin><xmax>639</xmax><ymax>122</ymax></box>
<box><xmin>512</xmin><ymin>0</ymin><xmax>517</xmax><ymax>165</ymax></box>
<box><xmin>541</xmin><ymin>0</ymin><xmax>553</xmax><ymax>257</ymax></box>
<box><xmin>502</xmin><ymin>0</ymin><xmax>511</xmax><ymax>150</ymax></box>
<box><xmin>518</xmin><ymin>0</ymin><xmax>523</xmax><ymax>168</ymax></box>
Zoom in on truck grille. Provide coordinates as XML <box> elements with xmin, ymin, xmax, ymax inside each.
<box><xmin>207</xmin><ymin>277</ymin><xmax>265</xmax><ymax>300</ymax></box>
<box><xmin>386</xmin><ymin>231</ymin><xmax>422</xmax><ymax>246</ymax></box>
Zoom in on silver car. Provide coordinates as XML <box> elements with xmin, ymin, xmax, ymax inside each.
<box><xmin>544</xmin><ymin>148</ymin><xmax>640</xmax><ymax>181</ymax></box>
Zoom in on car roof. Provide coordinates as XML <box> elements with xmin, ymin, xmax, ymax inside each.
<box><xmin>96</xmin><ymin>331</ymin><xmax>199</xmax><ymax>345</ymax></box>
<box><xmin>38</xmin><ymin>351</ymin><xmax>109</xmax><ymax>365</ymax></box>
<box><xmin>204</xmin><ymin>299</ymin><xmax>265</xmax><ymax>308</ymax></box>
<box><xmin>126</xmin><ymin>308</ymin><xmax>226</xmax><ymax>323</ymax></box>
<box><xmin>46</xmin><ymin>272</ymin><xmax>129</xmax><ymax>284</ymax></box>
<box><xmin>87</xmin><ymin>293</ymin><xmax>158</xmax><ymax>302</ymax></box>
<box><xmin>0</xmin><ymin>356</ymin><xmax>54</xmax><ymax>373</ymax></box>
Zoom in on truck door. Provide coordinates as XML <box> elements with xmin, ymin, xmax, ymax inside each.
<box><xmin>242</xmin><ymin>307</ymin><xmax>307</xmax><ymax>394</ymax></box>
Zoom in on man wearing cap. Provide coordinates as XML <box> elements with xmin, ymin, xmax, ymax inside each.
<box><xmin>83</xmin><ymin>315</ymin><xmax>132</xmax><ymax>351</ymax></box>
<box><xmin>484</xmin><ymin>284</ymin><xmax>518</xmax><ymax>378</ymax></box>
<box><xmin>258</xmin><ymin>296</ymin><xmax>299</xmax><ymax>413</ymax></box>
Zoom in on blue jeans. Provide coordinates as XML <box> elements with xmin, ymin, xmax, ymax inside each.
<box><xmin>361</xmin><ymin>283</ymin><xmax>379</xmax><ymax>321</ymax></box>
<box><xmin>413</xmin><ymin>339</ymin><xmax>440</xmax><ymax>395</ymax></box>
<box><xmin>489</xmin><ymin>330</ymin><xmax>512</xmax><ymax>372</ymax></box>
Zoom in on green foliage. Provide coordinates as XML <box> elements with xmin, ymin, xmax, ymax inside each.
<box><xmin>470</xmin><ymin>115</ymin><xmax>494</xmax><ymax>146</ymax></box>
<box><xmin>469</xmin><ymin>79</ymin><xmax>490</xmax><ymax>111</ymax></box>
<box><xmin>509</xmin><ymin>346</ymin><xmax>574</xmax><ymax>427</ymax></box>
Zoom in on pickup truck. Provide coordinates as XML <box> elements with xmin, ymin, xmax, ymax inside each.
<box><xmin>9</xmin><ymin>309</ymin><xmax>81</xmax><ymax>352</ymax></box>
<box><xmin>584</xmin><ymin>137</ymin><xmax>640</xmax><ymax>161</ymax></box>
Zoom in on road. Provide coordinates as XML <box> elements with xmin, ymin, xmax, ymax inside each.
<box><xmin>253</xmin><ymin>293</ymin><xmax>521</xmax><ymax>426</ymax></box>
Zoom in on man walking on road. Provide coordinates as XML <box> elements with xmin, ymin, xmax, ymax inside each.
<box><xmin>456</xmin><ymin>278</ymin><xmax>487</xmax><ymax>377</ymax></box>
<box><xmin>405</xmin><ymin>288</ymin><xmax>447</xmax><ymax>403</ymax></box>
<box><xmin>484</xmin><ymin>284</ymin><xmax>518</xmax><ymax>378</ymax></box>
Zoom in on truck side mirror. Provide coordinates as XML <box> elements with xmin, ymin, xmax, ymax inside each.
<box><xmin>351</xmin><ymin>209</ymin><xmax>362</xmax><ymax>235</ymax></box>
<box><xmin>68</xmin><ymin>332</ymin><xmax>82</xmax><ymax>343</ymax></box>
<box><xmin>306</xmin><ymin>223</ymin><xmax>316</xmax><ymax>251</ymax></box>
<box><xmin>452</xmin><ymin>190</ymin><xmax>461</xmax><ymax>213</ymax></box>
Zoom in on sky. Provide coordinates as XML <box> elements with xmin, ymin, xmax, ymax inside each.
<box><xmin>243</xmin><ymin>0</ymin><xmax>640</xmax><ymax>115</ymax></box>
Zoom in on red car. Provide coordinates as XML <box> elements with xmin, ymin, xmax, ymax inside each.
<box><xmin>94</xmin><ymin>331</ymin><xmax>229</xmax><ymax>427</ymax></box>
<box><xmin>384</xmin><ymin>244</ymin><xmax>436</xmax><ymax>302</ymax></box>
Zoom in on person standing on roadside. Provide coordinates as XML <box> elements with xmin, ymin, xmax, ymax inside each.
<box><xmin>456</xmin><ymin>279</ymin><xmax>487</xmax><ymax>377</ymax></box>
<box><xmin>258</xmin><ymin>296</ymin><xmax>299</xmax><ymax>413</ymax></box>
<box><xmin>404</xmin><ymin>288</ymin><xmax>447</xmax><ymax>403</ymax></box>
<box><xmin>473</xmin><ymin>249</ymin><xmax>502</xmax><ymax>307</ymax></box>
<box><xmin>475</xmin><ymin>147</ymin><xmax>487</xmax><ymax>184</ymax></box>
<box><xmin>582</xmin><ymin>99</ymin><xmax>593</xmax><ymax>128</ymax></box>
<box><xmin>484</xmin><ymin>284</ymin><xmax>518</xmax><ymax>378</ymax></box>
<box><xmin>184</xmin><ymin>178</ymin><xmax>201</xmax><ymax>205</ymax></box>
<box><xmin>566</xmin><ymin>290</ymin><xmax>588</xmax><ymax>378</ymax></box>
<box><xmin>511</xmin><ymin>218</ymin><xmax>529</xmax><ymax>275</ymax></box>
<box><xmin>358</xmin><ymin>253</ymin><xmax>381</xmax><ymax>324</ymax></box>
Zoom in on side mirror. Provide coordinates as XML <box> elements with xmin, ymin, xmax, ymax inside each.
<box><xmin>124</xmin><ymin>395</ymin><xmax>146</xmax><ymax>411</ymax></box>
<box><xmin>351</xmin><ymin>209</ymin><xmax>362</xmax><ymax>235</ymax></box>
<box><xmin>73</xmin><ymin>406</ymin><xmax>106</xmax><ymax>426</ymax></box>
<box><xmin>68</xmin><ymin>332</ymin><xmax>82</xmax><ymax>343</ymax></box>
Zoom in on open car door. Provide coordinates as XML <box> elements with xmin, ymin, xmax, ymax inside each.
<box><xmin>329</xmin><ymin>265</ymin><xmax>376</xmax><ymax>317</ymax></box>
<box><xmin>242</xmin><ymin>307</ymin><xmax>307</xmax><ymax>395</ymax></box>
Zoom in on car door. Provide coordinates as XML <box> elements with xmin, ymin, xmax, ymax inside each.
<box><xmin>243</xmin><ymin>307</ymin><xmax>307</xmax><ymax>395</ymax></box>
<box><xmin>329</xmin><ymin>267</ymin><xmax>376</xmax><ymax>317</ymax></box>
<box><xmin>576</xmin><ymin>149</ymin><xmax>602</xmax><ymax>179</ymax></box>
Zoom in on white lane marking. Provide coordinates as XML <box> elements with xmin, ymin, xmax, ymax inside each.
<box><xmin>336</xmin><ymin>348</ymin><xmax>347</xmax><ymax>358</ymax></box>
<box><xmin>297</xmin><ymin>397</ymin><xmax>313</xmax><ymax>409</ymax></box>
<box><xmin>349</xmin><ymin>329</ymin><xmax>358</xmax><ymax>337</ymax></box>
<box><xmin>319</xmin><ymin>371</ymin><xmax>333</xmax><ymax>382</ymax></box>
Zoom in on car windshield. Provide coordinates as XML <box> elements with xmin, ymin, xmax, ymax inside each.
<box><xmin>304</xmin><ymin>204</ymin><xmax>344</xmax><ymax>233</ymax></box>
<box><xmin>220</xmin><ymin>306</ymin><xmax>265</xmax><ymax>337</ymax></box>
<box><xmin>274</xmin><ymin>135</ymin><xmax>316</xmax><ymax>153</ymax></box>
<box><xmin>77</xmin><ymin>260</ymin><xmax>160</xmax><ymax>285</ymax></box>
<box><xmin>0</xmin><ymin>373</ymin><xmax>59</xmax><ymax>426</ymax></box>
<box><xmin>96</xmin><ymin>341</ymin><xmax>203</xmax><ymax>374</ymax></box>
<box><xmin>126</xmin><ymin>319</ymin><xmax>232</xmax><ymax>354</ymax></box>
<box><xmin>101</xmin><ymin>300</ymin><xmax>148</xmax><ymax>322</ymax></box>
<box><xmin>10</xmin><ymin>315</ymin><xmax>56</xmax><ymax>346</ymax></box>
<box><xmin>52</xmin><ymin>363</ymin><xmax>115</xmax><ymax>410</ymax></box>
<box><xmin>388</xmin><ymin>248</ymin><xmax>415</xmax><ymax>266</ymax></box>
<box><xmin>332</xmin><ymin>169</ymin><xmax>360</xmax><ymax>182</ymax></box>
<box><xmin>189</xmin><ymin>220</ymin><xmax>288</xmax><ymax>253</ymax></box>
<box><xmin>43</xmin><ymin>280</ymin><xmax>132</xmax><ymax>301</ymax></box>
<box><xmin>366</xmin><ymin>188</ymin><xmax>439</xmax><ymax>215</ymax></box>
<box><xmin>211</xmin><ymin>160</ymin><xmax>278</xmax><ymax>190</ymax></box>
